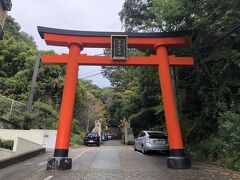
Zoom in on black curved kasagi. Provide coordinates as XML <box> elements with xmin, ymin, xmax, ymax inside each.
<box><xmin>38</xmin><ymin>26</ymin><xmax>196</xmax><ymax>39</ymax></box>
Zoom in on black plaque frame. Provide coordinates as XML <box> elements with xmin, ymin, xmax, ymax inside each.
<box><xmin>111</xmin><ymin>35</ymin><xmax>128</xmax><ymax>60</ymax></box>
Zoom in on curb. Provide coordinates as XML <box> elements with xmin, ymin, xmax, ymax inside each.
<box><xmin>0</xmin><ymin>148</ymin><xmax>46</xmax><ymax>169</ymax></box>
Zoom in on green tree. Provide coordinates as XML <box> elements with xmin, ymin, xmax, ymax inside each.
<box><xmin>109</xmin><ymin>0</ymin><xmax>240</xmax><ymax>169</ymax></box>
<box><xmin>0</xmin><ymin>16</ymin><xmax>108</xmax><ymax>135</ymax></box>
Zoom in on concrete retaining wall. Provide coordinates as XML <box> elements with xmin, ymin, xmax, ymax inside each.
<box><xmin>0</xmin><ymin>129</ymin><xmax>44</xmax><ymax>151</ymax></box>
<box><xmin>15</xmin><ymin>137</ymin><xmax>42</xmax><ymax>154</ymax></box>
<box><xmin>0</xmin><ymin>137</ymin><xmax>43</xmax><ymax>161</ymax></box>
<box><xmin>30</xmin><ymin>129</ymin><xmax>57</xmax><ymax>149</ymax></box>
<box><xmin>0</xmin><ymin>148</ymin><xmax>46</xmax><ymax>169</ymax></box>
<box><xmin>0</xmin><ymin>147</ymin><xmax>15</xmax><ymax>159</ymax></box>
<box><xmin>0</xmin><ymin>129</ymin><xmax>56</xmax><ymax>161</ymax></box>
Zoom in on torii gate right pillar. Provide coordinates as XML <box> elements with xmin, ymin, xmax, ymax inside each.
<box><xmin>156</xmin><ymin>45</ymin><xmax>191</xmax><ymax>169</ymax></box>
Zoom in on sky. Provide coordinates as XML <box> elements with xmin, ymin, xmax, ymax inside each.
<box><xmin>9</xmin><ymin>0</ymin><xmax>126</xmax><ymax>88</ymax></box>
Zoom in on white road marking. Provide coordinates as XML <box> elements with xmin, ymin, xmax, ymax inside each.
<box><xmin>44</xmin><ymin>175</ymin><xmax>53</xmax><ymax>180</ymax></box>
<box><xmin>24</xmin><ymin>162</ymin><xmax>34</xmax><ymax>165</ymax></box>
<box><xmin>37</xmin><ymin>161</ymin><xmax>47</xmax><ymax>166</ymax></box>
<box><xmin>72</xmin><ymin>148</ymin><xmax>96</xmax><ymax>161</ymax></box>
<box><xmin>129</xmin><ymin>147</ymin><xmax>143</xmax><ymax>155</ymax></box>
<box><xmin>136</xmin><ymin>151</ymin><xmax>144</xmax><ymax>156</ymax></box>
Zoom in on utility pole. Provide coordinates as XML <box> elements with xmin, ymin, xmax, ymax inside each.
<box><xmin>26</xmin><ymin>51</ymin><xmax>41</xmax><ymax>112</ymax></box>
<box><xmin>0</xmin><ymin>0</ymin><xmax>12</xmax><ymax>40</ymax></box>
<box><xmin>87</xmin><ymin>119</ymin><xmax>89</xmax><ymax>132</ymax></box>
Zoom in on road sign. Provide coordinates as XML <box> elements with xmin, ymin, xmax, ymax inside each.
<box><xmin>111</xmin><ymin>35</ymin><xmax>127</xmax><ymax>60</ymax></box>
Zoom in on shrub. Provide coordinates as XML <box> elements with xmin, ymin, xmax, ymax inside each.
<box><xmin>191</xmin><ymin>111</ymin><xmax>240</xmax><ymax>171</ymax></box>
<box><xmin>0</xmin><ymin>139</ymin><xmax>14</xmax><ymax>150</ymax></box>
<box><xmin>71</xmin><ymin>130</ymin><xmax>87</xmax><ymax>145</ymax></box>
<box><xmin>9</xmin><ymin>101</ymin><xmax>58</xmax><ymax>129</ymax></box>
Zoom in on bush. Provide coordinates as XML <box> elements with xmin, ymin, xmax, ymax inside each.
<box><xmin>0</xmin><ymin>139</ymin><xmax>14</xmax><ymax>150</ymax></box>
<box><xmin>217</xmin><ymin>111</ymin><xmax>240</xmax><ymax>171</ymax></box>
<box><xmin>9</xmin><ymin>101</ymin><xmax>58</xmax><ymax>129</ymax></box>
<box><xmin>191</xmin><ymin>111</ymin><xmax>240</xmax><ymax>171</ymax></box>
<box><xmin>71</xmin><ymin>130</ymin><xmax>87</xmax><ymax>145</ymax></box>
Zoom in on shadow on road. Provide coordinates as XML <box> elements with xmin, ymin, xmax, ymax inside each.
<box><xmin>144</xmin><ymin>150</ymin><xmax>169</xmax><ymax>156</ymax></box>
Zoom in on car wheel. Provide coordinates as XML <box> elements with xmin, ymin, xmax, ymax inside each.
<box><xmin>133</xmin><ymin>144</ymin><xmax>137</xmax><ymax>151</ymax></box>
<box><xmin>141</xmin><ymin>145</ymin><xmax>146</xmax><ymax>154</ymax></box>
<box><xmin>163</xmin><ymin>150</ymin><xmax>170</xmax><ymax>155</ymax></box>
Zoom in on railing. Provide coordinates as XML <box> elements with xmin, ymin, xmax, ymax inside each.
<box><xmin>0</xmin><ymin>95</ymin><xmax>26</xmax><ymax>121</ymax></box>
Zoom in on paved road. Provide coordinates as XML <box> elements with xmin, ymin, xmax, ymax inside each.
<box><xmin>0</xmin><ymin>140</ymin><xmax>239</xmax><ymax>180</ymax></box>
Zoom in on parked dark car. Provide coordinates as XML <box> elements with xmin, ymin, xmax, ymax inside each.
<box><xmin>107</xmin><ymin>134</ymin><xmax>112</xmax><ymax>140</ymax></box>
<box><xmin>102</xmin><ymin>133</ymin><xmax>108</xmax><ymax>141</ymax></box>
<box><xmin>84</xmin><ymin>132</ymin><xmax>100</xmax><ymax>146</ymax></box>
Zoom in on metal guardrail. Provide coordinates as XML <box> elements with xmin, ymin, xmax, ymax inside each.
<box><xmin>0</xmin><ymin>95</ymin><xmax>26</xmax><ymax>121</ymax></box>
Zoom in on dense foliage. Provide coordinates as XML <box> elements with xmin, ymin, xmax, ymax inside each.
<box><xmin>0</xmin><ymin>16</ymin><xmax>107</xmax><ymax>140</ymax></box>
<box><xmin>102</xmin><ymin>0</ymin><xmax>240</xmax><ymax>170</ymax></box>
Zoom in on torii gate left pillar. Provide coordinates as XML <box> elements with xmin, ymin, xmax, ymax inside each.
<box><xmin>38</xmin><ymin>26</ymin><xmax>194</xmax><ymax>170</ymax></box>
<box><xmin>46</xmin><ymin>43</ymin><xmax>82</xmax><ymax>170</ymax></box>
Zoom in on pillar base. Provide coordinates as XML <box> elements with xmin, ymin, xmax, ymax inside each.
<box><xmin>167</xmin><ymin>156</ymin><xmax>191</xmax><ymax>169</ymax></box>
<box><xmin>54</xmin><ymin>149</ymin><xmax>68</xmax><ymax>157</ymax></box>
<box><xmin>46</xmin><ymin>157</ymin><xmax>72</xmax><ymax>170</ymax></box>
<box><xmin>167</xmin><ymin>149</ymin><xmax>191</xmax><ymax>169</ymax></box>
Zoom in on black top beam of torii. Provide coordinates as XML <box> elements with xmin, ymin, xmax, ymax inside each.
<box><xmin>38</xmin><ymin>26</ymin><xmax>196</xmax><ymax>39</ymax></box>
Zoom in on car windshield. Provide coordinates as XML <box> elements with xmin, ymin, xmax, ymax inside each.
<box><xmin>87</xmin><ymin>132</ymin><xmax>98</xmax><ymax>137</ymax></box>
<box><xmin>148</xmin><ymin>132</ymin><xmax>167</xmax><ymax>139</ymax></box>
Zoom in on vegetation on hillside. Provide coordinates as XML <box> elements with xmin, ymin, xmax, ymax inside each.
<box><xmin>101</xmin><ymin>0</ymin><xmax>240</xmax><ymax>170</ymax></box>
<box><xmin>0</xmin><ymin>16</ymin><xmax>107</xmax><ymax>141</ymax></box>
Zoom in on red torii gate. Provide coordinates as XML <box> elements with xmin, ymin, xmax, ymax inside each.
<box><xmin>38</xmin><ymin>26</ymin><xmax>194</xmax><ymax>170</ymax></box>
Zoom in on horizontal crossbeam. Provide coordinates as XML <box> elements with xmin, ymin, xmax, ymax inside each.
<box><xmin>43</xmin><ymin>34</ymin><xmax>192</xmax><ymax>49</ymax></box>
<box><xmin>38</xmin><ymin>26</ymin><xmax>195</xmax><ymax>49</ymax></box>
<box><xmin>42</xmin><ymin>54</ymin><xmax>194</xmax><ymax>67</ymax></box>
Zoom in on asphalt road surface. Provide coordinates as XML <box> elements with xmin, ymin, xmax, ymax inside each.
<box><xmin>0</xmin><ymin>140</ymin><xmax>239</xmax><ymax>180</ymax></box>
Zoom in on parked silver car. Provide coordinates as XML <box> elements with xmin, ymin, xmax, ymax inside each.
<box><xmin>134</xmin><ymin>131</ymin><xmax>169</xmax><ymax>154</ymax></box>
